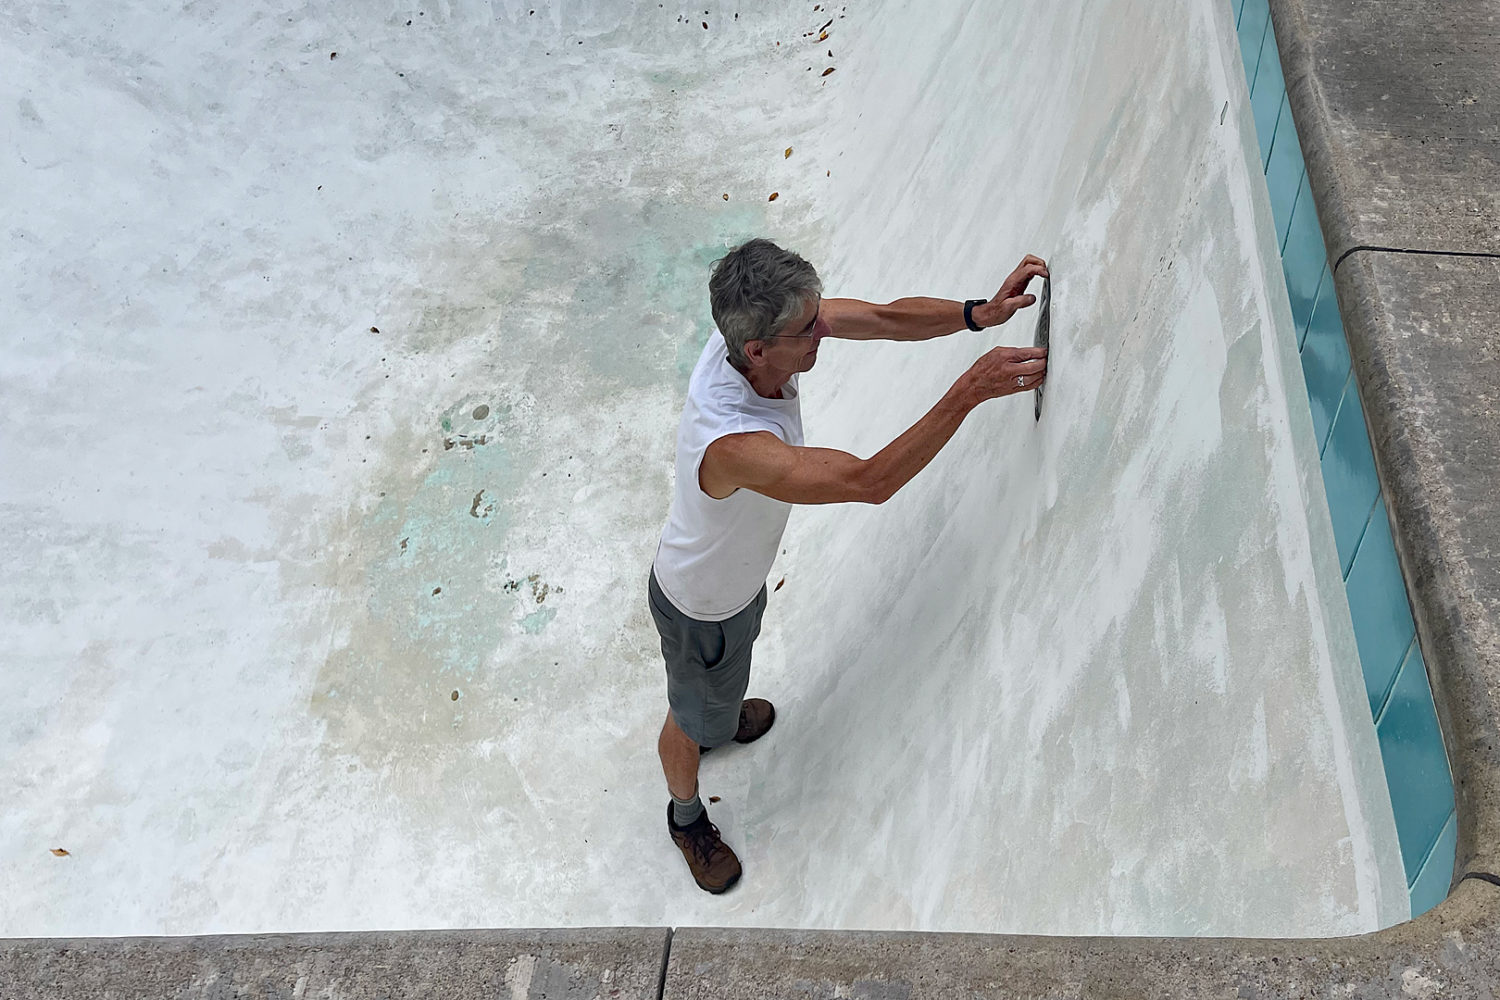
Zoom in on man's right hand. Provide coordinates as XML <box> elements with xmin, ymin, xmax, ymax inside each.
<box><xmin>962</xmin><ymin>346</ymin><xmax>1048</xmax><ymax>403</ymax></box>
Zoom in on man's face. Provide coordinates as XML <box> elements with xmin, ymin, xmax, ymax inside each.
<box><xmin>755</xmin><ymin>296</ymin><xmax>829</xmax><ymax>375</ymax></box>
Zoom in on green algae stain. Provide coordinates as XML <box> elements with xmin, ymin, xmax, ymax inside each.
<box><xmin>644</xmin><ymin>207</ymin><xmax>762</xmax><ymax>384</ymax></box>
<box><xmin>519</xmin><ymin>607</ymin><xmax>556</xmax><ymax>634</ymax></box>
<box><xmin>308</xmin><ymin>403</ymin><xmax>532</xmax><ymax>762</ymax></box>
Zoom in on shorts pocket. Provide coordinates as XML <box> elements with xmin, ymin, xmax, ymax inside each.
<box><xmin>696</xmin><ymin>624</ymin><xmax>727</xmax><ymax>670</ymax></box>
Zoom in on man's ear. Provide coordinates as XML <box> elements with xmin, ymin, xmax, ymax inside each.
<box><xmin>741</xmin><ymin>339</ymin><xmax>765</xmax><ymax>367</ymax></box>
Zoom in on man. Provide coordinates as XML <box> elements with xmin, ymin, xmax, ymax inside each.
<box><xmin>648</xmin><ymin>238</ymin><xmax>1049</xmax><ymax>893</ymax></box>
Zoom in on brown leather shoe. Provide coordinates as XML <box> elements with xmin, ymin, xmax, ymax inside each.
<box><xmin>733</xmin><ymin>698</ymin><xmax>775</xmax><ymax>744</ymax></box>
<box><xmin>668</xmin><ymin>802</ymin><xmax>742</xmax><ymax>894</ymax></box>
<box><xmin>699</xmin><ymin>699</ymin><xmax>777</xmax><ymax>754</ymax></box>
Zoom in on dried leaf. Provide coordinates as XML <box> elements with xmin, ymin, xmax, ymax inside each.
<box><xmin>784</xmin><ymin>147</ymin><xmax>793</xmax><ymax>158</ymax></box>
<box><xmin>709</xmin><ymin>796</ymin><xmax>721</xmax><ymax>803</ymax></box>
<box><xmin>50</xmin><ymin>848</ymin><xmax>69</xmax><ymax>857</ymax></box>
<box><xmin>369</xmin><ymin>326</ymin><xmax>380</xmax><ymax>333</ymax></box>
<box><xmin>722</xmin><ymin>193</ymin><xmax>729</xmax><ymax>200</ymax></box>
<box><xmin>775</xmin><ymin>578</ymin><xmax>786</xmax><ymax>592</ymax></box>
<box><xmin>821</xmin><ymin>67</ymin><xmax>835</xmax><ymax>77</ymax></box>
<box><xmin>819</xmin><ymin>31</ymin><xmax>828</xmax><ymax>41</ymax></box>
<box><xmin>451</xmin><ymin>690</ymin><xmax>459</xmax><ymax>701</ymax></box>
<box><xmin>768</xmin><ymin>192</ymin><xmax>779</xmax><ymax>201</ymax></box>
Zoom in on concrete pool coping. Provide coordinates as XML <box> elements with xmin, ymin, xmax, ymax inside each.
<box><xmin>3</xmin><ymin>0</ymin><xmax>1497</xmax><ymax>995</ymax></box>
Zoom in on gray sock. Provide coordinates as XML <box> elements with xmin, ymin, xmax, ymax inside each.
<box><xmin>671</xmin><ymin>792</ymin><xmax>704</xmax><ymax>828</ymax></box>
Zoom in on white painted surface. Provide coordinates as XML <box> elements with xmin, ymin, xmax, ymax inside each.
<box><xmin>0</xmin><ymin>0</ymin><xmax>1405</xmax><ymax>937</ymax></box>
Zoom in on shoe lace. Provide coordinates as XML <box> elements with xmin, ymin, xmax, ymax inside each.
<box><xmin>686</xmin><ymin>820</ymin><xmax>723</xmax><ymax>867</ymax></box>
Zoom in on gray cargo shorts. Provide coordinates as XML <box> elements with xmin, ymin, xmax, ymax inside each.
<box><xmin>647</xmin><ymin>568</ymin><xmax>768</xmax><ymax>748</ymax></box>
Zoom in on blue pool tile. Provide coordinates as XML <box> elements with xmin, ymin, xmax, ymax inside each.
<box><xmin>1409</xmin><ymin>808</ymin><xmax>1457</xmax><ymax>916</ymax></box>
<box><xmin>1265</xmin><ymin>98</ymin><xmax>1305</xmax><ymax>244</ymax></box>
<box><xmin>1321</xmin><ymin>387</ymin><xmax>1382</xmax><ymax>575</ymax></box>
<box><xmin>1377</xmin><ymin>642</ymin><xmax>1456</xmax><ymax>882</ymax></box>
<box><xmin>1282</xmin><ymin>169</ymin><xmax>1325</xmax><ymax>268</ymax></box>
<box><xmin>1250</xmin><ymin>32</ymin><xmax>1285</xmax><ymax>168</ymax></box>
<box><xmin>1250</xmin><ymin>10</ymin><xmax>1283</xmax><ymax>94</ymax></box>
<box><xmin>1282</xmin><ymin>178</ymin><xmax>1326</xmax><ymax>336</ymax></box>
<box><xmin>1296</xmin><ymin>262</ymin><xmax>1329</xmax><ymax>351</ymax></box>
<box><xmin>1238</xmin><ymin>0</ymin><xmax>1271</xmax><ymax>89</ymax></box>
<box><xmin>1301</xmin><ymin>277</ymin><xmax>1349</xmax><ymax>447</ymax></box>
<box><xmin>1348</xmin><ymin>499</ymin><xmax>1417</xmax><ymax>714</ymax></box>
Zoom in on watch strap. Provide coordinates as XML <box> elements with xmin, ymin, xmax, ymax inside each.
<box><xmin>964</xmin><ymin>298</ymin><xmax>988</xmax><ymax>331</ymax></box>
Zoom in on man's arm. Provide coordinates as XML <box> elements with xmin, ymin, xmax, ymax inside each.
<box><xmin>821</xmin><ymin>296</ymin><xmax>971</xmax><ymax>343</ymax></box>
<box><xmin>700</xmin><ymin>345</ymin><xmax>1048</xmax><ymax>505</ymax></box>
<box><xmin>822</xmin><ymin>255</ymin><xmax>1049</xmax><ymax>342</ymax></box>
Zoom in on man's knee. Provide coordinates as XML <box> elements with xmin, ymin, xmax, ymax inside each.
<box><xmin>660</xmin><ymin>711</ymin><xmax>693</xmax><ymax>747</ymax></box>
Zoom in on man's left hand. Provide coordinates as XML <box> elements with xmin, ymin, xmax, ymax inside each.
<box><xmin>974</xmin><ymin>255</ymin><xmax>1049</xmax><ymax>328</ymax></box>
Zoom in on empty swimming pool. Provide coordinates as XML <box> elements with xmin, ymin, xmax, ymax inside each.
<box><xmin>1</xmin><ymin>0</ymin><xmax>1419</xmax><ymax>939</ymax></box>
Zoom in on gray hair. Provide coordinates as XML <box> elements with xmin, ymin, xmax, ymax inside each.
<box><xmin>708</xmin><ymin>238</ymin><xmax>823</xmax><ymax>367</ymax></box>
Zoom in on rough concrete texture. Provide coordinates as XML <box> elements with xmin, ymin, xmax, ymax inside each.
<box><xmin>1270</xmin><ymin>0</ymin><xmax>1500</xmax><ymax>261</ymax></box>
<box><xmin>664</xmin><ymin>881</ymin><xmax>1500</xmax><ymax>1000</ymax></box>
<box><xmin>1332</xmin><ymin>251</ymin><xmax>1500</xmax><ymax>881</ymax></box>
<box><xmin>0</xmin><ymin>927</ymin><xmax>669</xmax><ymax>1000</ymax></box>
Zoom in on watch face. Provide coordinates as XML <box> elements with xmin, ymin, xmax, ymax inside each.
<box><xmin>1033</xmin><ymin>276</ymin><xmax>1050</xmax><ymax>422</ymax></box>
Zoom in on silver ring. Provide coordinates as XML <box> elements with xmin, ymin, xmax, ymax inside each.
<box><xmin>1017</xmin><ymin>376</ymin><xmax>1025</xmax><ymax>387</ymax></box>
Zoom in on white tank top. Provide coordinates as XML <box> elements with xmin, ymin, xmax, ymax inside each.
<box><xmin>653</xmin><ymin>331</ymin><xmax>804</xmax><ymax>621</ymax></box>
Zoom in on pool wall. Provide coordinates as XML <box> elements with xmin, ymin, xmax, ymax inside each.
<box><xmin>1232</xmin><ymin>0</ymin><xmax>1459</xmax><ymax>916</ymax></box>
<box><xmin>3</xmin><ymin>0</ymin><xmax>1498</xmax><ymax>996</ymax></box>
<box><xmin>0</xmin><ymin>0</ymin><xmax>1399</xmax><ymax>938</ymax></box>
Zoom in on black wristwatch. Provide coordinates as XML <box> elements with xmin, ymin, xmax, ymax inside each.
<box><xmin>963</xmin><ymin>298</ymin><xmax>988</xmax><ymax>331</ymax></box>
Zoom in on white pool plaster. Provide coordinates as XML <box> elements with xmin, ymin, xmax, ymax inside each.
<box><xmin>0</xmin><ymin>0</ymin><xmax>1406</xmax><ymax>937</ymax></box>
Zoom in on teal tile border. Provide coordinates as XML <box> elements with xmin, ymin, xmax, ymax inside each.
<box><xmin>1377</xmin><ymin>641</ymin><xmax>1458</xmax><ymax>881</ymax></box>
<box><xmin>1408</xmin><ymin>808</ymin><xmax>1458</xmax><ymax>916</ymax></box>
<box><xmin>1348</xmin><ymin>498</ymin><xmax>1417</xmax><ymax>717</ymax></box>
<box><xmin>1231</xmin><ymin>1</ymin><xmax>1456</xmax><ymax>915</ymax></box>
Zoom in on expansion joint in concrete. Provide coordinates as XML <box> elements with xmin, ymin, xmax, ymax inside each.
<box><xmin>655</xmin><ymin>927</ymin><xmax>675</xmax><ymax>1000</ymax></box>
<box><xmin>1333</xmin><ymin>244</ymin><xmax>1500</xmax><ymax>273</ymax></box>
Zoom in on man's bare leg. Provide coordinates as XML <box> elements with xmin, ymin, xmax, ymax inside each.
<box><xmin>660</xmin><ymin>709</ymin><xmax>740</xmax><ymax>892</ymax></box>
<box><xmin>658</xmin><ymin>711</ymin><xmax>700</xmax><ymax>802</ymax></box>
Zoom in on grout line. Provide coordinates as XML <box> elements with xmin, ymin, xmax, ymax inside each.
<box><xmin>1334</xmin><ymin>245</ymin><xmax>1500</xmax><ymax>272</ymax></box>
<box><xmin>656</xmin><ymin>927</ymin><xmax>675</xmax><ymax>1000</ymax></box>
<box><xmin>1280</xmin><ymin>169</ymin><xmax>1305</xmax><ymax>255</ymax></box>
<box><xmin>1318</xmin><ymin>369</ymin><xmax>1352</xmax><ymax>462</ymax></box>
<box><xmin>1342</xmin><ymin>489</ymin><xmax>1383</xmax><ymax>586</ymax></box>
<box><xmin>1262</xmin><ymin>93</ymin><xmax>1284</xmax><ymax>172</ymax></box>
<box><xmin>1407</xmin><ymin>808</ymin><xmax>1457</xmax><ymax>891</ymax></box>
<box><xmin>1297</xmin><ymin>263</ymin><xmax>1327</xmax><ymax>352</ymax></box>
<box><xmin>1248</xmin><ymin>9</ymin><xmax>1272</xmax><ymax>93</ymax></box>
<box><xmin>1373</xmin><ymin>633</ymin><xmax>1418</xmax><ymax>728</ymax></box>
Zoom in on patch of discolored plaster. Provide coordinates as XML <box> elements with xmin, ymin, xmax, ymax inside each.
<box><xmin>283</xmin><ymin>33</ymin><xmax>829</xmax><ymax>767</ymax></box>
<box><xmin>395</xmin><ymin>191</ymin><xmax>775</xmax><ymax>392</ymax></box>
<box><xmin>519</xmin><ymin>607</ymin><xmax>557</xmax><ymax>634</ymax></box>
<box><xmin>288</xmin><ymin>392</ymin><xmax>537</xmax><ymax>761</ymax></box>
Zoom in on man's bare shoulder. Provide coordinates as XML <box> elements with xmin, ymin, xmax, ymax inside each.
<box><xmin>700</xmin><ymin>431</ymin><xmax>790</xmax><ymax>499</ymax></box>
